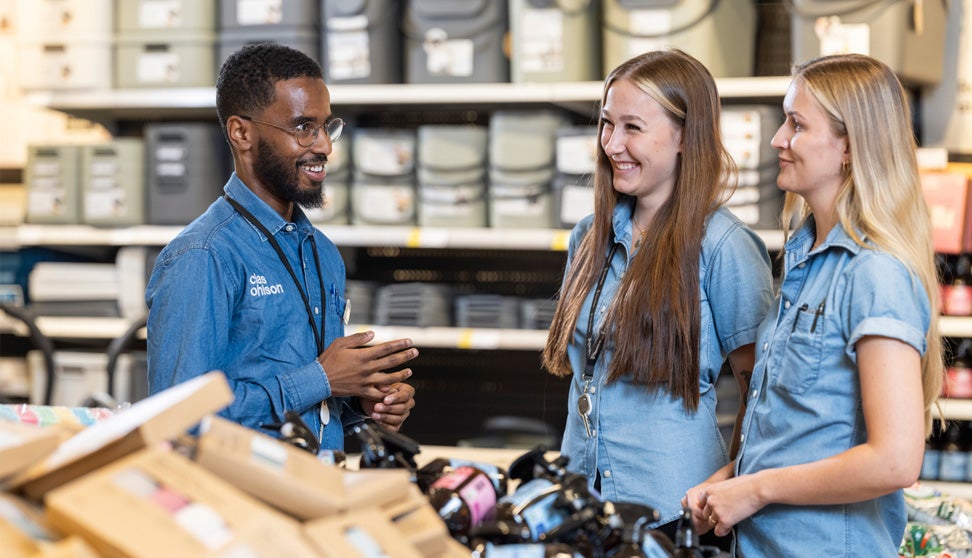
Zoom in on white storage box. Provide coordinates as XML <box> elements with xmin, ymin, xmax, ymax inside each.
<box><xmin>403</xmin><ymin>0</ymin><xmax>510</xmax><ymax>84</ymax></box>
<box><xmin>15</xmin><ymin>0</ymin><xmax>113</xmax><ymax>40</ymax></box>
<box><xmin>788</xmin><ymin>0</ymin><xmax>947</xmax><ymax>86</ymax></box>
<box><xmin>117</xmin><ymin>0</ymin><xmax>217</xmax><ymax>33</ymax></box>
<box><xmin>115</xmin><ymin>31</ymin><xmax>217</xmax><ymax>88</ymax></box>
<box><xmin>16</xmin><ymin>39</ymin><xmax>112</xmax><ymax>90</ymax></box>
<box><xmin>602</xmin><ymin>0</ymin><xmax>755</xmax><ymax>78</ymax></box>
<box><xmin>304</xmin><ymin>140</ymin><xmax>351</xmax><ymax>225</ymax></box>
<box><xmin>82</xmin><ymin>139</ymin><xmax>146</xmax><ymax>226</ymax></box>
<box><xmin>351</xmin><ymin>129</ymin><xmax>417</xmax><ymax>226</ymax></box>
<box><xmin>321</xmin><ymin>0</ymin><xmax>402</xmax><ymax>84</ymax></box>
<box><xmin>0</xmin><ymin>0</ymin><xmax>14</xmax><ymax>35</ymax></box>
<box><xmin>25</xmin><ymin>144</ymin><xmax>83</xmax><ymax>224</ymax></box>
<box><xmin>510</xmin><ymin>0</ymin><xmax>601</xmax><ymax>83</ymax></box>
<box><xmin>218</xmin><ymin>26</ymin><xmax>320</xmax><ymax>69</ymax></box>
<box><xmin>417</xmin><ymin>124</ymin><xmax>489</xmax><ymax>227</ymax></box>
<box><xmin>219</xmin><ymin>0</ymin><xmax>319</xmax><ymax>30</ymax></box>
<box><xmin>28</xmin><ymin>350</ymin><xmax>147</xmax><ymax>407</ymax></box>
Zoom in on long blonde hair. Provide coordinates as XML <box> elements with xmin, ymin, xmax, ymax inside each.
<box><xmin>541</xmin><ymin>49</ymin><xmax>735</xmax><ymax>411</ymax></box>
<box><xmin>782</xmin><ymin>54</ymin><xmax>943</xmax><ymax>435</ymax></box>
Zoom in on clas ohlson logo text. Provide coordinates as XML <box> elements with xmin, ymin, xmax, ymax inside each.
<box><xmin>249</xmin><ymin>273</ymin><xmax>284</xmax><ymax>297</ymax></box>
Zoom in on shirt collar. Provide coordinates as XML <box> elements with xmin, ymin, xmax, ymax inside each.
<box><xmin>786</xmin><ymin>216</ymin><xmax>866</xmax><ymax>259</ymax></box>
<box><xmin>225</xmin><ymin>174</ymin><xmax>316</xmax><ymax>238</ymax></box>
<box><xmin>610</xmin><ymin>196</ymin><xmax>637</xmax><ymax>245</ymax></box>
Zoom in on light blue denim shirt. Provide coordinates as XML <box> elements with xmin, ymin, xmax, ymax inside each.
<box><xmin>146</xmin><ymin>174</ymin><xmax>361</xmax><ymax>451</ymax></box>
<box><xmin>560</xmin><ymin>200</ymin><xmax>774</xmax><ymax>526</ymax></box>
<box><xmin>734</xmin><ymin>218</ymin><xmax>930</xmax><ymax>557</ymax></box>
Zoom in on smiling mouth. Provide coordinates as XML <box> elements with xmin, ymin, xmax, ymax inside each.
<box><xmin>615</xmin><ymin>162</ymin><xmax>638</xmax><ymax>171</ymax></box>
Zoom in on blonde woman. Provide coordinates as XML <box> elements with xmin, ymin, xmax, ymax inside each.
<box><xmin>542</xmin><ymin>49</ymin><xmax>774</xmax><ymax>543</ymax></box>
<box><xmin>684</xmin><ymin>54</ymin><xmax>944</xmax><ymax>557</ymax></box>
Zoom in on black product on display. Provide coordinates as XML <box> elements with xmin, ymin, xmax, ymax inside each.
<box><xmin>672</xmin><ymin>507</ymin><xmax>703</xmax><ymax>558</ymax></box>
<box><xmin>428</xmin><ymin>465</ymin><xmax>500</xmax><ymax>541</ymax></box>
<box><xmin>350</xmin><ymin>419</ymin><xmax>421</xmax><ymax>470</ymax></box>
<box><xmin>416</xmin><ymin>457</ymin><xmax>510</xmax><ymax>496</ymax></box>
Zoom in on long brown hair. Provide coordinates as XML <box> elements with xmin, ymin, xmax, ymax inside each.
<box><xmin>542</xmin><ymin>49</ymin><xmax>735</xmax><ymax>411</ymax></box>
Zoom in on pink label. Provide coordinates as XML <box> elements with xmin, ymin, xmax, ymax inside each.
<box><xmin>430</xmin><ymin>466</ymin><xmax>497</xmax><ymax>526</ymax></box>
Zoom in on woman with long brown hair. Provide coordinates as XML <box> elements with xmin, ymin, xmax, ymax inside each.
<box><xmin>542</xmin><ymin>49</ymin><xmax>773</xmax><ymax>540</ymax></box>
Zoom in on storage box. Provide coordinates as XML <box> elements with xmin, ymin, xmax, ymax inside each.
<box><xmin>602</xmin><ymin>0</ymin><xmax>756</xmax><ymax>78</ymax></box>
<box><xmin>146</xmin><ymin>122</ymin><xmax>228</xmax><ymax>225</ymax></box>
<box><xmin>0</xmin><ymin>420</ymin><xmax>61</xmax><ymax>478</ymax></box>
<box><xmin>81</xmin><ymin>139</ymin><xmax>146</xmax><ymax>226</ymax></box>
<box><xmin>510</xmin><ymin>0</ymin><xmax>601</xmax><ymax>83</ymax></box>
<box><xmin>7</xmin><ymin>370</ymin><xmax>233</xmax><ymax>500</ymax></box>
<box><xmin>404</xmin><ymin>0</ymin><xmax>510</xmax><ymax>84</ymax></box>
<box><xmin>321</xmin><ymin>0</ymin><xmax>402</xmax><ymax>84</ymax></box>
<box><xmin>14</xmin><ymin>0</ymin><xmax>113</xmax><ymax>40</ymax></box>
<box><xmin>788</xmin><ymin>0</ymin><xmax>947</xmax><ymax>86</ymax></box>
<box><xmin>303</xmin><ymin>139</ymin><xmax>350</xmax><ymax>225</ymax></box>
<box><xmin>304</xmin><ymin>509</ymin><xmax>425</xmax><ymax>558</ymax></box>
<box><xmin>117</xmin><ymin>0</ymin><xmax>217</xmax><ymax>34</ymax></box>
<box><xmin>15</xmin><ymin>39</ymin><xmax>112</xmax><ymax>90</ymax></box>
<box><xmin>553</xmin><ymin>125</ymin><xmax>598</xmax><ymax>228</ymax></box>
<box><xmin>417</xmin><ymin>124</ymin><xmax>488</xmax><ymax>227</ymax></box>
<box><xmin>383</xmin><ymin>484</ymin><xmax>451</xmax><ymax>556</ymax></box>
<box><xmin>25</xmin><ymin>144</ymin><xmax>83</xmax><ymax>224</ymax></box>
<box><xmin>195</xmin><ymin>417</ymin><xmax>415</xmax><ymax>520</ymax></box>
<box><xmin>922</xmin><ymin>169</ymin><xmax>972</xmax><ymax>254</ymax></box>
<box><xmin>27</xmin><ymin>350</ymin><xmax>146</xmax><ymax>408</ymax></box>
<box><xmin>45</xmin><ymin>447</ymin><xmax>320</xmax><ymax>558</ymax></box>
<box><xmin>217</xmin><ymin>25</ymin><xmax>320</xmax><ymax>69</ymax></box>
<box><xmin>0</xmin><ymin>0</ymin><xmax>14</xmax><ymax>35</ymax></box>
<box><xmin>219</xmin><ymin>0</ymin><xmax>319</xmax><ymax>30</ymax></box>
<box><xmin>0</xmin><ymin>492</ymin><xmax>101</xmax><ymax>558</ymax></box>
<box><xmin>115</xmin><ymin>31</ymin><xmax>217</xmax><ymax>88</ymax></box>
<box><xmin>351</xmin><ymin>128</ymin><xmax>417</xmax><ymax>226</ymax></box>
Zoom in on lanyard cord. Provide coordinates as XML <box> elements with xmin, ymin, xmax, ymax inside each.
<box><xmin>225</xmin><ymin>196</ymin><xmax>326</xmax><ymax>355</ymax></box>
<box><xmin>584</xmin><ymin>241</ymin><xmax>620</xmax><ymax>381</ymax></box>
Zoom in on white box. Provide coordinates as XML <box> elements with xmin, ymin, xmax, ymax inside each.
<box><xmin>27</xmin><ymin>350</ymin><xmax>144</xmax><ymax>407</ymax></box>
<box><xmin>15</xmin><ymin>39</ymin><xmax>112</xmax><ymax>90</ymax></box>
<box><xmin>15</xmin><ymin>0</ymin><xmax>113</xmax><ymax>40</ymax></box>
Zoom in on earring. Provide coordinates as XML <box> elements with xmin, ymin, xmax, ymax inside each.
<box><xmin>842</xmin><ymin>160</ymin><xmax>850</xmax><ymax>174</ymax></box>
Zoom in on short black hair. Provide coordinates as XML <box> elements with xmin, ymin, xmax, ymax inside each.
<box><xmin>215</xmin><ymin>42</ymin><xmax>323</xmax><ymax>136</ymax></box>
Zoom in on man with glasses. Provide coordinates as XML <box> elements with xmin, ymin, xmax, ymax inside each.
<box><xmin>146</xmin><ymin>42</ymin><xmax>418</xmax><ymax>453</ymax></box>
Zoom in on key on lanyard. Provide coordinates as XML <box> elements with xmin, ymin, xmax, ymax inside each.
<box><xmin>578</xmin><ymin>392</ymin><xmax>593</xmax><ymax>438</ymax></box>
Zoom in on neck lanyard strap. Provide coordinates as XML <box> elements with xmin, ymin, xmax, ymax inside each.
<box><xmin>225</xmin><ymin>196</ymin><xmax>325</xmax><ymax>354</ymax></box>
<box><xmin>584</xmin><ymin>241</ymin><xmax>619</xmax><ymax>381</ymax></box>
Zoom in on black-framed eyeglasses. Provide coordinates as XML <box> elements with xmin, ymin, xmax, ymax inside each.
<box><xmin>239</xmin><ymin>115</ymin><xmax>344</xmax><ymax>147</ymax></box>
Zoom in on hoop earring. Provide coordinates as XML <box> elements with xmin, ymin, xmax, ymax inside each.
<box><xmin>842</xmin><ymin>160</ymin><xmax>850</xmax><ymax>174</ymax></box>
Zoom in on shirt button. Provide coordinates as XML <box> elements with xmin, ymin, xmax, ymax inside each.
<box><xmin>763</xmin><ymin>343</ymin><xmax>769</xmax><ymax>351</ymax></box>
<box><xmin>285</xmin><ymin>224</ymin><xmax>295</xmax><ymax>232</ymax></box>
<box><xmin>740</xmin><ymin>434</ymin><xmax>745</xmax><ymax>443</ymax></box>
<box><xmin>589</xmin><ymin>386</ymin><xmax>596</xmax><ymax>394</ymax></box>
<box><xmin>752</xmin><ymin>389</ymin><xmax>758</xmax><ymax>398</ymax></box>
<box><xmin>591</xmin><ymin>429</ymin><xmax>597</xmax><ymax>437</ymax></box>
<box><xmin>314</xmin><ymin>306</ymin><xmax>320</xmax><ymax>315</ymax></box>
<box><xmin>783</xmin><ymin>300</ymin><xmax>791</xmax><ymax>309</ymax></box>
<box><xmin>602</xmin><ymin>469</ymin><xmax>611</xmax><ymax>478</ymax></box>
<box><xmin>798</xmin><ymin>263</ymin><xmax>805</xmax><ymax>268</ymax></box>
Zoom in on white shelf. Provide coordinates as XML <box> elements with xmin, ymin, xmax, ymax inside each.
<box><xmin>0</xmin><ymin>224</ymin><xmax>785</xmax><ymax>251</ymax></box>
<box><xmin>22</xmin><ymin>77</ymin><xmax>792</xmax><ymax>121</ymax></box>
<box><xmin>0</xmin><ymin>312</ymin><xmax>548</xmax><ymax>350</ymax></box>
<box><xmin>940</xmin><ymin>316</ymin><xmax>972</xmax><ymax>338</ymax></box>
<box><xmin>920</xmin><ymin>480</ymin><xmax>972</xmax><ymax>501</ymax></box>
<box><xmin>939</xmin><ymin>397</ymin><xmax>972</xmax><ymax>421</ymax></box>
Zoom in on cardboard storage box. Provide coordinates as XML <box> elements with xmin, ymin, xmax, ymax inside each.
<box><xmin>7</xmin><ymin>370</ymin><xmax>232</xmax><ymax>500</ymax></box>
<box><xmin>304</xmin><ymin>509</ymin><xmax>425</xmax><ymax>558</ymax></box>
<box><xmin>45</xmin><ymin>446</ymin><xmax>320</xmax><ymax>558</ymax></box>
<box><xmin>195</xmin><ymin>415</ymin><xmax>414</xmax><ymax>520</ymax></box>
<box><xmin>0</xmin><ymin>492</ymin><xmax>101</xmax><ymax>558</ymax></box>
<box><xmin>384</xmin><ymin>484</ymin><xmax>451</xmax><ymax>556</ymax></box>
<box><xmin>0</xmin><ymin>420</ymin><xmax>61</xmax><ymax>478</ymax></box>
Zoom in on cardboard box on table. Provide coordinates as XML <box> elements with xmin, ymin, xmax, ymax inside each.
<box><xmin>5</xmin><ymin>370</ymin><xmax>233</xmax><ymax>501</ymax></box>
<box><xmin>382</xmin><ymin>483</ymin><xmax>451</xmax><ymax>556</ymax></box>
<box><xmin>194</xmin><ymin>415</ymin><xmax>415</xmax><ymax>520</ymax></box>
<box><xmin>0</xmin><ymin>492</ymin><xmax>100</xmax><ymax>558</ymax></box>
<box><xmin>44</xmin><ymin>446</ymin><xmax>320</xmax><ymax>558</ymax></box>
<box><xmin>0</xmin><ymin>420</ymin><xmax>62</xmax><ymax>478</ymax></box>
<box><xmin>303</xmin><ymin>508</ymin><xmax>426</xmax><ymax>558</ymax></box>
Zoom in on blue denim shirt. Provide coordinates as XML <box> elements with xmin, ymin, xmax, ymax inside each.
<box><xmin>560</xmin><ymin>201</ymin><xmax>774</xmax><ymax>526</ymax></box>
<box><xmin>146</xmin><ymin>174</ymin><xmax>360</xmax><ymax>451</ymax></box>
<box><xmin>734</xmin><ymin>218</ymin><xmax>930</xmax><ymax>557</ymax></box>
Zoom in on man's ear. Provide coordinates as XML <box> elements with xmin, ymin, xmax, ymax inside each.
<box><xmin>226</xmin><ymin>115</ymin><xmax>253</xmax><ymax>152</ymax></box>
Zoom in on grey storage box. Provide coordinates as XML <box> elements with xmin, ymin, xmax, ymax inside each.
<box><xmin>602</xmin><ymin>0</ymin><xmax>756</xmax><ymax>78</ymax></box>
<box><xmin>115</xmin><ymin>31</ymin><xmax>217</xmax><ymax>88</ymax></box>
<box><xmin>117</xmin><ymin>0</ymin><xmax>217</xmax><ymax>34</ymax></box>
<box><xmin>351</xmin><ymin>129</ymin><xmax>417</xmax><ymax>226</ymax></box>
<box><xmin>553</xmin><ymin>125</ymin><xmax>598</xmax><ymax>228</ymax></box>
<box><xmin>321</xmin><ymin>0</ymin><xmax>402</xmax><ymax>84</ymax></box>
<box><xmin>403</xmin><ymin>0</ymin><xmax>509</xmax><ymax>83</ymax></box>
<box><xmin>218</xmin><ymin>26</ymin><xmax>320</xmax><ymax>68</ymax></box>
<box><xmin>417</xmin><ymin>125</ymin><xmax>489</xmax><ymax>228</ymax></box>
<box><xmin>82</xmin><ymin>139</ymin><xmax>146</xmax><ymax>227</ymax></box>
<box><xmin>219</xmin><ymin>0</ymin><xmax>319</xmax><ymax>30</ymax></box>
<box><xmin>304</xmin><ymin>139</ymin><xmax>351</xmax><ymax>225</ymax></box>
<box><xmin>146</xmin><ymin>123</ymin><xmax>229</xmax><ymax>225</ymax></box>
<box><xmin>721</xmin><ymin>105</ymin><xmax>784</xmax><ymax>230</ymax></box>
<box><xmin>787</xmin><ymin>0</ymin><xmax>947</xmax><ymax>85</ymax></box>
<box><xmin>510</xmin><ymin>0</ymin><xmax>602</xmax><ymax>83</ymax></box>
<box><xmin>25</xmin><ymin>145</ymin><xmax>83</xmax><ymax>225</ymax></box>
<box><xmin>488</xmin><ymin>110</ymin><xmax>570</xmax><ymax>229</ymax></box>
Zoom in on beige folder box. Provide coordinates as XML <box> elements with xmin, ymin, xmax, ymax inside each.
<box><xmin>304</xmin><ymin>508</ymin><xmax>425</xmax><ymax>558</ymax></box>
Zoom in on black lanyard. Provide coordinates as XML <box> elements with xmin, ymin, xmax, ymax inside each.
<box><xmin>583</xmin><ymin>241</ymin><xmax>619</xmax><ymax>381</ymax></box>
<box><xmin>225</xmin><ymin>196</ymin><xmax>326</xmax><ymax>354</ymax></box>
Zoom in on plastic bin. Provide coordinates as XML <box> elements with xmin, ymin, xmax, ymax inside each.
<box><xmin>146</xmin><ymin>122</ymin><xmax>229</xmax><ymax>225</ymax></box>
<box><xmin>81</xmin><ymin>139</ymin><xmax>146</xmax><ymax>227</ymax></box>
<box><xmin>115</xmin><ymin>31</ymin><xmax>217</xmax><ymax>88</ymax></box>
<box><xmin>351</xmin><ymin>129</ymin><xmax>417</xmax><ymax>226</ymax></box>
<box><xmin>320</xmin><ymin>0</ymin><xmax>402</xmax><ymax>84</ymax></box>
<box><xmin>509</xmin><ymin>0</ymin><xmax>601</xmax><ymax>82</ymax></box>
<box><xmin>25</xmin><ymin>145</ymin><xmax>83</xmax><ymax>225</ymax></box>
<box><xmin>117</xmin><ymin>0</ymin><xmax>217</xmax><ymax>33</ymax></box>
<box><xmin>417</xmin><ymin>125</ymin><xmax>489</xmax><ymax>228</ymax></box>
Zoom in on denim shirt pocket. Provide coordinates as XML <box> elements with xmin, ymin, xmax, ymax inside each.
<box><xmin>774</xmin><ymin>305</ymin><xmax>824</xmax><ymax>395</ymax></box>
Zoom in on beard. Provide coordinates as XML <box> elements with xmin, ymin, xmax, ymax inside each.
<box><xmin>253</xmin><ymin>138</ymin><xmax>326</xmax><ymax>209</ymax></box>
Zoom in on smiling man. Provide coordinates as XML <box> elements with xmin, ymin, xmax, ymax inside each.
<box><xmin>146</xmin><ymin>43</ymin><xmax>418</xmax><ymax>453</ymax></box>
